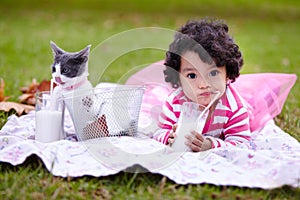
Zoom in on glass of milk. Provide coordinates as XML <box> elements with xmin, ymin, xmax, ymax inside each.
<box><xmin>171</xmin><ymin>102</ymin><xmax>208</xmax><ymax>152</ymax></box>
<box><xmin>35</xmin><ymin>91</ymin><xmax>64</xmax><ymax>143</ymax></box>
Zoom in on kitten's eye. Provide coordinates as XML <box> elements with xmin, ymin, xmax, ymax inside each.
<box><xmin>62</xmin><ymin>68</ymin><xmax>70</xmax><ymax>74</ymax></box>
<box><xmin>187</xmin><ymin>73</ymin><xmax>197</xmax><ymax>79</ymax></box>
<box><xmin>209</xmin><ymin>70</ymin><xmax>219</xmax><ymax>77</ymax></box>
<box><xmin>52</xmin><ymin>66</ymin><xmax>56</xmax><ymax>73</ymax></box>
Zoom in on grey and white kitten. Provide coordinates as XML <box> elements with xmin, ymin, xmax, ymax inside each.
<box><xmin>50</xmin><ymin>41</ymin><xmax>96</xmax><ymax>138</ymax></box>
<box><xmin>50</xmin><ymin>41</ymin><xmax>92</xmax><ymax>92</ymax></box>
<box><xmin>50</xmin><ymin>41</ymin><xmax>135</xmax><ymax>139</ymax></box>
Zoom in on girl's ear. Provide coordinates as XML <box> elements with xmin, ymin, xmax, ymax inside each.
<box><xmin>226</xmin><ymin>77</ymin><xmax>231</xmax><ymax>85</ymax></box>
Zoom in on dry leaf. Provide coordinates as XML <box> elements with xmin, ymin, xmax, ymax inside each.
<box><xmin>0</xmin><ymin>102</ymin><xmax>35</xmax><ymax>115</ymax></box>
<box><xmin>19</xmin><ymin>79</ymin><xmax>56</xmax><ymax>105</ymax></box>
<box><xmin>0</xmin><ymin>78</ymin><xmax>10</xmax><ymax>102</ymax></box>
<box><xmin>20</xmin><ymin>78</ymin><xmax>39</xmax><ymax>94</ymax></box>
<box><xmin>0</xmin><ymin>78</ymin><xmax>55</xmax><ymax>115</ymax></box>
<box><xmin>37</xmin><ymin>80</ymin><xmax>55</xmax><ymax>92</ymax></box>
<box><xmin>18</xmin><ymin>94</ymin><xmax>36</xmax><ymax>105</ymax></box>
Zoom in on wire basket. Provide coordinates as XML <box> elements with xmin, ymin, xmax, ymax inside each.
<box><xmin>62</xmin><ymin>85</ymin><xmax>145</xmax><ymax>141</ymax></box>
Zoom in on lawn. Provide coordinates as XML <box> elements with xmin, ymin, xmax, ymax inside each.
<box><xmin>0</xmin><ymin>0</ymin><xmax>299</xmax><ymax>199</ymax></box>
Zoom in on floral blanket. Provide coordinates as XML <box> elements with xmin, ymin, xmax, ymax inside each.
<box><xmin>0</xmin><ymin>111</ymin><xmax>299</xmax><ymax>189</ymax></box>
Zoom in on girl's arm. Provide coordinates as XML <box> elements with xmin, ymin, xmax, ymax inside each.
<box><xmin>209</xmin><ymin>107</ymin><xmax>251</xmax><ymax>148</ymax></box>
<box><xmin>153</xmin><ymin>98</ymin><xmax>179</xmax><ymax>144</ymax></box>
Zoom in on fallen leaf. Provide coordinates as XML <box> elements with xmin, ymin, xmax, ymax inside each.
<box><xmin>19</xmin><ymin>79</ymin><xmax>56</xmax><ymax>105</ymax></box>
<box><xmin>37</xmin><ymin>80</ymin><xmax>55</xmax><ymax>92</ymax></box>
<box><xmin>18</xmin><ymin>94</ymin><xmax>36</xmax><ymax>105</ymax></box>
<box><xmin>0</xmin><ymin>78</ymin><xmax>55</xmax><ymax>115</ymax></box>
<box><xmin>0</xmin><ymin>78</ymin><xmax>10</xmax><ymax>102</ymax></box>
<box><xmin>0</xmin><ymin>102</ymin><xmax>35</xmax><ymax>115</ymax></box>
<box><xmin>20</xmin><ymin>78</ymin><xmax>39</xmax><ymax>94</ymax></box>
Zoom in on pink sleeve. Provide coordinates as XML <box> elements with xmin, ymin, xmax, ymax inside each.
<box><xmin>210</xmin><ymin>107</ymin><xmax>251</xmax><ymax>148</ymax></box>
<box><xmin>153</xmin><ymin>97</ymin><xmax>178</xmax><ymax>144</ymax></box>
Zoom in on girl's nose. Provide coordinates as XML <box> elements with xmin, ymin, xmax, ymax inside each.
<box><xmin>198</xmin><ymin>77</ymin><xmax>210</xmax><ymax>89</ymax></box>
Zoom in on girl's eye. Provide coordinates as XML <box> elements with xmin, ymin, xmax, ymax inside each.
<box><xmin>209</xmin><ymin>70</ymin><xmax>219</xmax><ymax>77</ymax></box>
<box><xmin>62</xmin><ymin>68</ymin><xmax>70</xmax><ymax>74</ymax></box>
<box><xmin>187</xmin><ymin>73</ymin><xmax>197</xmax><ymax>79</ymax></box>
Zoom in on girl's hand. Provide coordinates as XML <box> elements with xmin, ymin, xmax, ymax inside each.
<box><xmin>185</xmin><ymin>130</ymin><xmax>212</xmax><ymax>152</ymax></box>
<box><xmin>168</xmin><ymin>124</ymin><xmax>178</xmax><ymax>145</ymax></box>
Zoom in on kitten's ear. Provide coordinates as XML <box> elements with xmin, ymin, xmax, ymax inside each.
<box><xmin>76</xmin><ymin>45</ymin><xmax>92</xmax><ymax>58</ymax></box>
<box><xmin>50</xmin><ymin>41</ymin><xmax>65</xmax><ymax>56</ymax></box>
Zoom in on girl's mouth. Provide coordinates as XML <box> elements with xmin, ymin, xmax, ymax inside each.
<box><xmin>199</xmin><ymin>92</ymin><xmax>212</xmax><ymax>97</ymax></box>
<box><xmin>199</xmin><ymin>90</ymin><xmax>220</xmax><ymax>97</ymax></box>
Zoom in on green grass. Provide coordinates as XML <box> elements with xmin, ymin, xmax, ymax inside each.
<box><xmin>1</xmin><ymin>156</ymin><xmax>299</xmax><ymax>199</ymax></box>
<box><xmin>0</xmin><ymin>0</ymin><xmax>299</xmax><ymax>199</ymax></box>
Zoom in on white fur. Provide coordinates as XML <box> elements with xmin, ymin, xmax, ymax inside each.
<box><xmin>50</xmin><ymin>42</ymin><xmax>95</xmax><ymax>138</ymax></box>
<box><xmin>52</xmin><ymin>71</ymin><xmax>94</xmax><ymax>136</ymax></box>
<box><xmin>52</xmin><ymin>63</ymin><xmax>90</xmax><ymax>89</ymax></box>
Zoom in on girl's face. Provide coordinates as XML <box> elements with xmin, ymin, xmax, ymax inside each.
<box><xmin>179</xmin><ymin>51</ymin><xmax>227</xmax><ymax>107</ymax></box>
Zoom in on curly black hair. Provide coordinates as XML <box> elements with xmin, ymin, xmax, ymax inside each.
<box><xmin>164</xmin><ymin>18</ymin><xmax>243</xmax><ymax>88</ymax></box>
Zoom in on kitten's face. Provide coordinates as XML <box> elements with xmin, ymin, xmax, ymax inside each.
<box><xmin>50</xmin><ymin>41</ymin><xmax>91</xmax><ymax>88</ymax></box>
